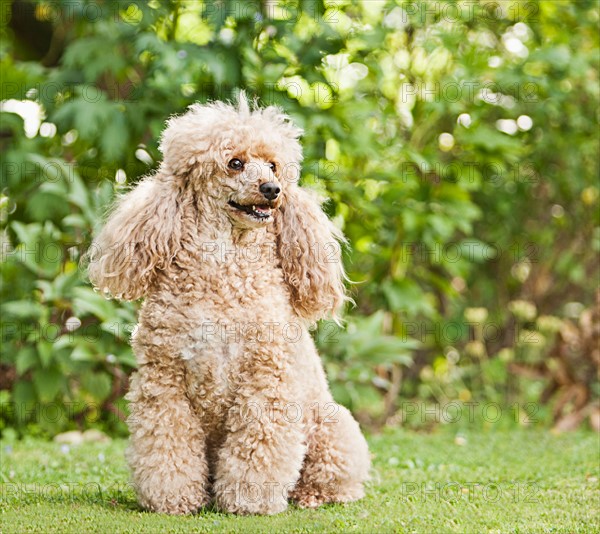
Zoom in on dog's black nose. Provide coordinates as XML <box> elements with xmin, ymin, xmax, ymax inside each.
<box><xmin>259</xmin><ymin>182</ymin><xmax>281</xmax><ymax>201</ymax></box>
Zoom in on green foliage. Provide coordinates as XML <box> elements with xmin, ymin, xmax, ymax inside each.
<box><xmin>1</xmin><ymin>0</ymin><xmax>598</xmax><ymax>436</ymax></box>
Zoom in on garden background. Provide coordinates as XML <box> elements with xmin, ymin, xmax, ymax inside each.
<box><xmin>1</xmin><ymin>1</ymin><xmax>599</xmax><ymax>531</ymax></box>
<box><xmin>1</xmin><ymin>0</ymin><xmax>598</xmax><ymax>440</ymax></box>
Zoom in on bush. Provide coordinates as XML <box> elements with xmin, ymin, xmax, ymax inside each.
<box><xmin>1</xmin><ymin>0</ymin><xmax>598</xmax><ymax>436</ymax></box>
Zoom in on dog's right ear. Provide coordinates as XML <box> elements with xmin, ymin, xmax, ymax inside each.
<box><xmin>86</xmin><ymin>174</ymin><xmax>186</xmax><ymax>300</ymax></box>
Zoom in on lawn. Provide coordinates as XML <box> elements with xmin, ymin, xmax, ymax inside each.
<box><xmin>1</xmin><ymin>428</ymin><xmax>598</xmax><ymax>533</ymax></box>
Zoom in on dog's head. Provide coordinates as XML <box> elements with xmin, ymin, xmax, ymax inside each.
<box><xmin>159</xmin><ymin>94</ymin><xmax>302</xmax><ymax>229</ymax></box>
<box><xmin>88</xmin><ymin>94</ymin><xmax>347</xmax><ymax>321</ymax></box>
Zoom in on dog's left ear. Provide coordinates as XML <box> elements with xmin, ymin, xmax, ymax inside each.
<box><xmin>275</xmin><ymin>185</ymin><xmax>348</xmax><ymax>323</ymax></box>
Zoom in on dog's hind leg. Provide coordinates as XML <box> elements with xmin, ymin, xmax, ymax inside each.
<box><xmin>126</xmin><ymin>351</ymin><xmax>209</xmax><ymax>515</ymax></box>
<box><xmin>290</xmin><ymin>403</ymin><xmax>371</xmax><ymax>508</ymax></box>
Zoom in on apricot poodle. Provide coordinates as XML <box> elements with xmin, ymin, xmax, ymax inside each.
<box><xmin>87</xmin><ymin>94</ymin><xmax>370</xmax><ymax>515</ymax></box>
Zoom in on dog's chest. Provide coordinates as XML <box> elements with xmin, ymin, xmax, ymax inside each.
<box><xmin>171</xmin><ymin>237</ymin><xmax>285</xmax><ymax>308</ymax></box>
<box><xmin>183</xmin><ymin>330</ymin><xmax>239</xmax><ymax>414</ymax></box>
<box><xmin>178</xmin><ymin>285</ymin><xmax>295</xmax><ymax>423</ymax></box>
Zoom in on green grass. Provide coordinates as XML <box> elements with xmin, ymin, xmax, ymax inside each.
<box><xmin>1</xmin><ymin>428</ymin><xmax>598</xmax><ymax>533</ymax></box>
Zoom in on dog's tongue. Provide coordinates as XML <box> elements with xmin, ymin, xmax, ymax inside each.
<box><xmin>254</xmin><ymin>206</ymin><xmax>271</xmax><ymax>214</ymax></box>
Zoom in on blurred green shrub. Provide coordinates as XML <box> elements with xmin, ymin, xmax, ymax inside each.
<box><xmin>1</xmin><ymin>0</ymin><xmax>598</xmax><ymax>436</ymax></box>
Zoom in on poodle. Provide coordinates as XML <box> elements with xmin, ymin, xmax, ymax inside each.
<box><xmin>87</xmin><ymin>94</ymin><xmax>370</xmax><ymax>515</ymax></box>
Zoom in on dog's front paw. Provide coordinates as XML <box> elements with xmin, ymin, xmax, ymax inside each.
<box><xmin>134</xmin><ymin>475</ymin><xmax>209</xmax><ymax>515</ymax></box>
<box><xmin>214</xmin><ymin>479</ymin><xmax>289</xmax><ymax>515</ymax></box>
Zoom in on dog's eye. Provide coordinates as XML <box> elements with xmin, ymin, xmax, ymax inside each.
<box><xmin>268</xmin><ymin>162</ymin><xmax>276</xmax><ymax>172</ymax></box>
<box><xmin>228</xmin><ymin>158</ymin><xmax>244</xmax><ymax>171</ymax></box>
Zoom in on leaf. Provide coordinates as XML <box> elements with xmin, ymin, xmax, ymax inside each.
<box><xmin>0</xmin><ymin>111</ymin><xmax>25</xmax><ymax>135</ymax></box>
<box><xmin>9</xmin><ymin>221</ymin><xmax>63</xmax><ymax>278</ymax></box>
<box><xmin>53</xmin><ymin>335</ymin><xmax>75</xmax><ymax>351</ymax></box>
<box><xmin>459</xmin><ymin>126</ymin><xmax>522</xmax><ymax>154</ymax></box>
<box><xmin>457</xmin><ymin>239</ymin><xmax>494</xmax><ymax>263</ymax></box>
<box><xmin>62</xmin><ymin>214</ymin><xmax>88</xmax><ymax>228</ymax></box>
<box><xmin>100</xmin><ymin>111</ymin><xmax>130</xmax><ymax>161</ymax></box>
<box><xmin>11</xmin><ymin>381</ymin><xmax>36</xmax><ymax>420</ymax></box>
<box><xmin>15</xmin><ymin>347</ymin><xmax>38</xmax><ymax>376</ymax></box>
<box><xmin>10</xmin><ymin>221</ymin><xmax>40</xmax><ymax>246</ymax></box>
<box><xmin>116</xmin><ymin>351</ymin><xmax>137</xmax><ymax>368</ymax></box>
<box><xmin>32</xmin><ymin>368</ymin><xmax>64</xmax><ymax>402</ymax></box>
<box><xmin>37</xmin><ymin>340</ymin><xmax>54</xmax><ymax>368</ymax></box>
<box><xmin>66</xmin><ymin>172</ymin><xmax>91</xmax><ymax>212</ymax></box>
<box><xmin>81</xmin><ymin>372</ymin><xmax>112</xmax><ymax>402</ymax></box>
<box><xmin>72</xmin><ymin>287</ymin><xmax>119</xmax><ymax>322</ymax></box>
<box><xmin>71</xmin><ymin>344</ymin><xmax>95</xmax><ymax>362</ymax></box>
<box><xmin>381</xmin><ymin>279</ymin><xmax>422</xmax><ymax>314</ymax></box>
<box><xmin>52</xmin><ymin>97</ymin><xmax>112</xmax><ymax>141</ymax></box>
<box><xmin>2</xmin><ymin>300</ymin><xmax>44</xmax><ymax>319</ymax></box>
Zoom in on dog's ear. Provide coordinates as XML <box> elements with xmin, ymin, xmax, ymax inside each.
<box><xmin>275</xmin><ymin>185</ymin><xmax>348</xmax><ymax>323</ymax></box>
<box><xmin>86</xmin><ymin>174</ymin><xmax>187</xmax><ymax>300</ymax></box>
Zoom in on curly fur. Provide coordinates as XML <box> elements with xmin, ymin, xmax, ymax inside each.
<box><xmin>86</xmin><ymin>94</ymin><xmax>370</xmax><ymax>515</ymax></box>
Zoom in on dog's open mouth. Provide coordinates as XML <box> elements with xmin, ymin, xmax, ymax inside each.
<box><xmin>227</xmin><ymin>200</ymin><xmax>274</xmax><ymax>220</ymax></box>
